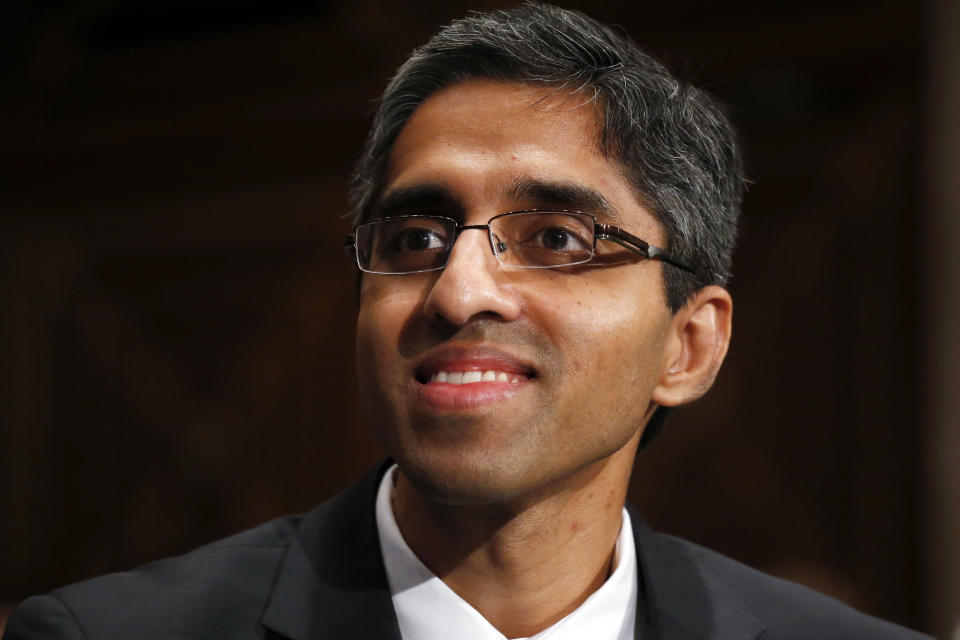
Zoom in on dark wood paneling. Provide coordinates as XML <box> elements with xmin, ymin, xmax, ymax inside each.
<box><xmin>0</xmin><ymin>0</ymin><xmax>929</xmax><ymax>632</ymax></box>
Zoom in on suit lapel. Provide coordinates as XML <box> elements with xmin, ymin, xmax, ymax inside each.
<box><xmin>259</xmin><ymin>466</ymin><xmax>765</xmax><ymax>640</ymax></box>
<box><xmin>628</xmin><ymin>506</ymin><xmax>766</xmax><ymax>640</ymax></box>
<box><xmin>261</xmin><ymin>462</ymin><xmax>402</xmax><ymax>640</ymax></box>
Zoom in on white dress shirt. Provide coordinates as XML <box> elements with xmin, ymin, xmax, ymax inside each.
<box><xmin>375</xmin><ymin>465</ymin><xmax>638</xmax><ymax>640</ymax></box>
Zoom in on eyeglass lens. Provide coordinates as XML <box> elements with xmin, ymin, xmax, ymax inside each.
<box><xmin>355</xmin><ymin>212</ymin><xmax>597</xmax><ymax>274</ymax></box>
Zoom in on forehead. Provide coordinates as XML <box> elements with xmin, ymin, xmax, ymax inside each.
<box><xmin>383</xmin><ymin>79</ymin><xmax>663</xmax><ymax>242</ymax></box>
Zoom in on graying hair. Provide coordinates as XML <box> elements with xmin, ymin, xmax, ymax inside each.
<box><xmin>350</xmin><ymin>2</ymin><xmax>744</xmax><ymax>312</ymax></box>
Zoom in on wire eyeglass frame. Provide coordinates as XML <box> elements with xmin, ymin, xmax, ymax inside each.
<box><xmin>344</xmin><ymin>209</ymin><xmax>696</xmax><ymax>277</ymax></box>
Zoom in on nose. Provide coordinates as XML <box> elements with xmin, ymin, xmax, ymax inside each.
<box><xmin>421</xmin><ymin>227</ymin><xmax>522</xmax><ymax>326</ymax></box>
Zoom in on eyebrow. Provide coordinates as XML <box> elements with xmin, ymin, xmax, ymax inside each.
<box><xmin>373</xmin><ymin>184</ymin><xmax>463</xmax><ymax>220</ymax></box>
<box><xmin>508</xmin><ymin>177</ymin><xmax>625</xmax><ymax>225</ymax></box>
<box><xmin>373</xmin><ymin>177</ymin><xmax>625</xmax><ymax>225</ymax></box>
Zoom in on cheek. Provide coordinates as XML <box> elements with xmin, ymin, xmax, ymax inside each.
<box><xmin>527</xmin><ymin>283</ymin><xmax>668</xmax><ymax>405</ymax></box>
<box><xmin>527</xmin><ymin>297</ymin><xmax>663</xmax><ymax>459</ymax></box>
<box><xmin>356</xmin><ymin>285</ymin><xmax>422</xmax><ymax>381</ymax></box>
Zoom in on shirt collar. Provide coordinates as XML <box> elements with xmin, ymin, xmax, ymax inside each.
<box><xmin>375</xmin><ymin>464</ymin><xmax>637</xmax><ymax>640</ymax></box>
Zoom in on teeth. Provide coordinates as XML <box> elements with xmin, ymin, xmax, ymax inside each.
<box><xmin>427</xmin><ymin>369</ymin><xmax>526</xmax><ymax>385</ymax></box>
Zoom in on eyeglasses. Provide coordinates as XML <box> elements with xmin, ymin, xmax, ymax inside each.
<box><xmin>344</xmin><ymin>210</ymin><xmax>696</xmax><ymax>276</ymax></box>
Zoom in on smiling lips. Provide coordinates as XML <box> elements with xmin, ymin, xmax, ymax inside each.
<box><xmin>414</xmin><ymin>349</ymin><xmax>535</xmax><ymax>410</ymax></box>
<box><xmin>428</xmin><ymin>370</ymin><xmax>525</xmax><ymax>384</ymax></box>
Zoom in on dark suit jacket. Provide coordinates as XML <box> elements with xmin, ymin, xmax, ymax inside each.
<box><xmin>4</xmin><ymin>463</ymin><xmax>932</xmax><ymax>640</ymax></box>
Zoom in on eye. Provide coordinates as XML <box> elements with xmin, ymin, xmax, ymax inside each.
<box><xmin>530</xmin><ymin>225</ymin><xmax>592</xmax><ymax>252</ymax></box>
<box><xmin>389</xmin><ymin>227</ymin><xmax>446</xmax><ymax>252</ymax></box>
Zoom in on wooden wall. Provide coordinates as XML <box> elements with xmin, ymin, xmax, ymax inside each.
<box><xmin>0</xmin><ymin>1</ymin><xmax>935</xmax><ymax>633</ymax></box>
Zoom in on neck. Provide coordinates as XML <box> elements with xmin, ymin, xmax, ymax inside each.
<box><xmin>392</xmin><ymin>435</ymin><xmax>639</xmax><ymax>638</ymax></box>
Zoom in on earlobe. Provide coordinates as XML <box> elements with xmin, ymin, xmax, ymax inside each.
<box><xmin>652</xmin><ymin>285</ymin><xmax>733</xmax><ymax>407</ymax></box>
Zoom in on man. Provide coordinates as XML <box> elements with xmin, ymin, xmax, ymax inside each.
<box><xmin>3</xmin><ymin>5</ymin><xmax>931</xmax><ymax>640</ymax></box>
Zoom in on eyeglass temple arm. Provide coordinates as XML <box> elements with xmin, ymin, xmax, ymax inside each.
<box><xmin>595</xmin><ymin>223</ymin><xmax>697</xmax><ymax>276</ymax></box>
<box><xmin>344</xmin><ymin>234</ymin><xmax>356</xmax><ymax>256</ymax></box>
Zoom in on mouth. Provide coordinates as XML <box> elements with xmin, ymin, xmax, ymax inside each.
<box><xmin>423</xmin><ymin>369</ymin><xmax>528</xmax><ymax>385</ymax></box>
<box><xmin>414</xmin><ymin>346</ymin><xmax>536</xmax><ymax>384</ymax></box>
<box><xmin>412</xmin><ymin>346</ymin><xmax>537</xmax><ymax>409</ymax></box>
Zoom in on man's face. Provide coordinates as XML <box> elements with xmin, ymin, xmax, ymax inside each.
<box><xmin>356</xmin><ymin>79</ymin><xmax>676</xmax><ymax>505</ymax></box>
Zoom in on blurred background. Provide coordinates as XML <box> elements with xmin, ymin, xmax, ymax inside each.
<box><xmin>1</xmin><ymin>0</ymin><xmax>957</xmax><ymax>637</ymax></box>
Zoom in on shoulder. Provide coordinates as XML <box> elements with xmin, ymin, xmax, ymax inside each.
<box><xmin>655</xmin><ymin>533</ymin><xmax>931</xmax><ymax>639</ymax></box>
<box><xmin>3</xmin><ymin>515</ymin><xmax>301</xmax><ymax>640</ymax></box>
<box><xmin>3</xmin><ymin>464</ymin><xmax>391</xmax><ymax>640</ymax></box>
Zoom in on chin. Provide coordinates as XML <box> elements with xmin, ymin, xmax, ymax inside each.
<box><xmin>394</xmin><ymin>449</ymin><xmax>546</xmax><ymax>507</ymax></box>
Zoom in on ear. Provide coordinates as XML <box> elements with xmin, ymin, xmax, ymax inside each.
<box><xmin>652</xmin><ymin>285</ymin><xmax>733</xmax><ymax>407</ymax></box>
